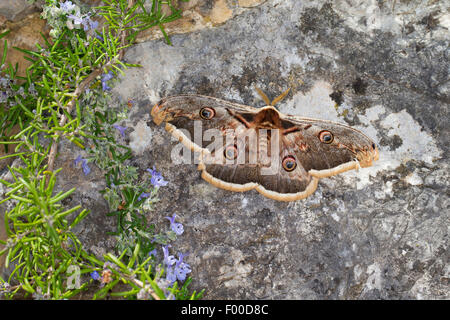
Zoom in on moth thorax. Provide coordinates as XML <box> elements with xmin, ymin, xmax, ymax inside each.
<box><xmin>255</xmin><ymin>106</ymin><xmax>281</xmax><ymax>128</ymax></box>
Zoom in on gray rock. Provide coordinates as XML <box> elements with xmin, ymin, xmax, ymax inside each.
<box><xmin>113</xmin><ymin>0</ymin><xmax>449</xmax><ymax>299</ymax></box>
<box><xmin>0</xmin><ymin>0</ymin><xmax>38</xmax><ymax>21</ymax></box>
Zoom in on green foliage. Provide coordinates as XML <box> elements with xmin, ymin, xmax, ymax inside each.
<box><xmin>0</xmin><ymin>166</ymin><xmax>89</xmax><ymax>299</ymax></box>
<box><xmin>0</xmin><ymin>0</ymin><xmax>203</xmax><ymax>300</ymax></box>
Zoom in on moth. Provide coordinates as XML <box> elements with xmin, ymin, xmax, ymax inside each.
<box><xmin>151</xmin><ymin>90</ymin><xmax>379</xmax><ymax>201</ymax></box>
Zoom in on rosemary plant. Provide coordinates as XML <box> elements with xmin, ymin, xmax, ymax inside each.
<box><xmin>0</xmin><ymin>0</ymin><xmax>203</xmax><ymax>300</ymax></box>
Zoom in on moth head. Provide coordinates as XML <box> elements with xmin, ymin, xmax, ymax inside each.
<box><xmin>151</xmin><ymin>99</ymin><xmax>168</xmax><ymax>125</ymax></box>
<box><xmin>373</xmin><ymin>143</ymin><xmax>380</xmax><ymax>161</ymax></box>
<box><xmin>369</xmin><ymin>142</ymin><xmax>380</xmax><ymax>162</ymax></box>
<box><xmin>356</xmin><ymin>142</ymin><xmax>380</xmax><ymax>167</ymax></box>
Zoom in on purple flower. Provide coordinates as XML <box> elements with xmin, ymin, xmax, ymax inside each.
<box><xmin>146</xmin><ymin>166</ymin><xmax>168</xmax><ymax>188</ymax></box>
<box><xmin>113</xmin><ymin>124</ymin><xmax>127</xmax><ymax>137</ymax></box>
<box><xmin>74</xmin><ymin>155</ymin><xmax>90</xmax><ymax>175</ymax></box>
<box><xmin>165</xmin><ymin>213</ymin><xmax>184</xmax><ymax>235</ymax></box>
<box><xmin>95</xmin><ymin>33</ymin><xmax>104</xmax><ymax>41</ymax></box>
<box><xmin>162</xmin><ymin>245</ymin><xmax>176</xmax><ymax>267</ymax></box>
<box><xmin>82</xmin><ymin>19</ymin><xmax>90</xmax><ymax>31</ymax></box>
<box><xmin>101</xmin><ymin>71</ymin><xmax>114</xmax><ymax>91</ymax></box>
<box><xmin>74</xmin><ymin>155</ymin><xmax>83</xmax><ymax>166</ymax></box>
<box><xmin>83</xmin><ymin>18</ymin><xmax>98</xmax><ymax>31</ymax></box>
<box><xmin>0</xmin><ymin>91</ymin><xmax>7</xmax><ymax>103</ymax></box>
<box><xmin>165</xmin><ymin>252</ymin><xmax>191</xmax><ymax>283</ymax></box>
<box><xmin>60</xmin><ymin>1</ymin><xmax>76</xmax><ymax>13</ymax></box>
<box><xmin>174</xmin><ymin>252</ymin><xmax>191</xmax><ymax>282</ymax></box>
<box><xmin>103</xmin><ymin>71</ymin><xmax>113</xmax><ymax>81</ymax></box>
<box><xmin>81</xmin><ymin>161</ymin><xmax>90</xmax><ymax>175</ymax></box>
<box><xmin>68</xmin><ymin>13</ymin><xmax>83</xmax><ymax>25</ymax></box>
<box><xmin>90</xmin><ymin>270</ymin><xmax>101</xmax><ymax>281</ymax></box>
<box><xmin>149</xmin><ymin>249</ymin><xmax>157</xmax><ymax>257</ymax></box>
<box><xmin>165</xmin><ymin>266</ymin><xmax>177</xmax><ymax>283</ymax></box>
<box><xmin>162</xmin><ymin>248</ymin><xmax>191</xmax><ymax>283</ymax></box>
<box><xmin>80</xmin><ymin>16</ymin><xmax>99</xmax><ymax>31</ymax></box>
<box><xmin>90</xmin><ymin>19</ymin><xmax>99</xmax><ymax>30</ymax></box>
<box><xmin>137</xmin><ymin>192</ymin><xmax>150</xmax><ymax>201</ymax></box>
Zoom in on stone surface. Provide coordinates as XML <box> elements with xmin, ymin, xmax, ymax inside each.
<box><xmin>115</xmin><ymin>0</ymin><xmax>449</xmax><ymax>299</ymax></box>
<box><xmin>0</xmin><ymin>0</ymin><xmax>39</xmax><ymax>22</ymax></box>
<box><xmin>0</xmin><ymin>13</ymin><xmax>48</xmax><ymax>77</ymax></box>
<box><xmin>238</xmin><ymin>0</ymin><xmax>267</xmax><ymax>8</ymax></box>
<box><xmin>1</xmin><ymin>0</ymin><xmax>449</xmax><ymax>300</ymax></box>
<box><xmin>137</xmin><ymin>0</ymin><xmax>268</xmax><ymax>42</ymax></box>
